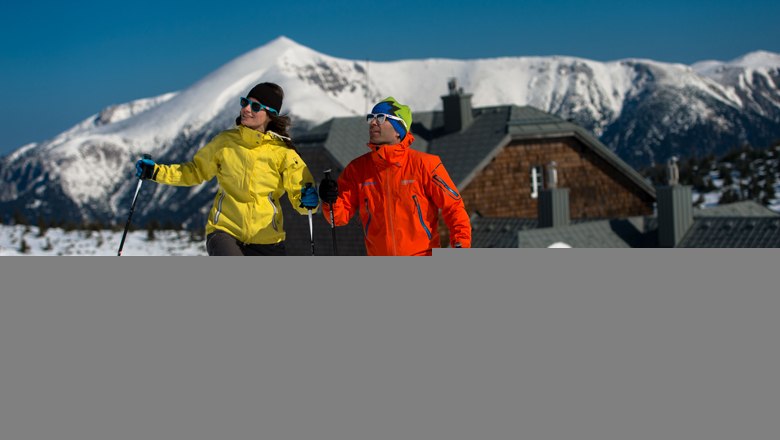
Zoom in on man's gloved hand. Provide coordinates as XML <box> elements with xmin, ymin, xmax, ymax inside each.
<box><xmin>135</xmin><ymin>158</ymin><xmax>156</xmax><ymax>180</ymax></box>
<box><xmin>318</xmin><ymin>177</ymin><xmax>338</xmax><ymax>204</ymax></box>
<box><xmin>300</xmin><ymin>183</ymin><xmax>319</xmax><ymax>209</ymax></box>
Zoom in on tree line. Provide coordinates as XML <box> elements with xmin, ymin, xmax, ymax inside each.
<box><xmin>641</xmin><ymin>142</ymin><xmax>780</xmax><ymax>208</ymax></box>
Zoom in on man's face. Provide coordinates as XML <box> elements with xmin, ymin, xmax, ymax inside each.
<box><xmin>368</xmin><ymin>115</ymin><xmax>401</xmax><ymax>145</ymax></box>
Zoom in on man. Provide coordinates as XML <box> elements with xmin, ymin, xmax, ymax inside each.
<box><xmin>318</xmin><ymin>97</ymin><xmax>471</xmax><ymax>256</ymax></box>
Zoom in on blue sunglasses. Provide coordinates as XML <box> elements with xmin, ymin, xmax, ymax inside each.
<box><xmin>240</xmin><ymin>97</ymin><xmax>278</xmax><ymax>115</ymax></box>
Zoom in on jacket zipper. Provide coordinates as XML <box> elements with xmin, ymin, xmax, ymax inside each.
<box><xmin>433</xmin><ymin>175</ymin><xmax>461</xmax><ymax>199</ymax></box>
<box><xmin>412</xmin><ymin>195</ymin><xmax>432</xmax><ymax>240</ymax></box>
<box><xmin>363</xmin><ymin>198</ymin><xmax>372</xmax><ymax>236</ymax></box>
<box><xmin>214</xmin><ymin>190</ymin><xmax>226</xmax><ymax>224</ymax></box>
<box><xmin>267</xmin><ymin>193</ymin><xmax>278</xmax><ymax>231</ymax></box>
<box><xmin>383</xmin><ymin>169</ymin><xmax>397</xmax><ymax>255</ymax></box>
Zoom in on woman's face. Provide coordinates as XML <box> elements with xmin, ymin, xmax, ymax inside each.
<box><xmin>240</xmin><ymin>97</ymin><xmax>271</xmax><ymax>132</ymax></box>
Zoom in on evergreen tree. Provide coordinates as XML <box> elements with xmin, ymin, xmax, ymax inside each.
<box><xmin>719</xmin><ymin>188</ymin><xmax>741</xmax><ymax>204</ymax></box>
<box><xmin>88</xmin><ymin>220</ymin><xmax>104</xmax><ymax>231</ymax></box>
<box><xmin>163</xmin><ymin>220</ymin><xmax>182</xmax><ymax>231</ymax></box>
<box><xmin>147</xmin><ymin>219</ymin><xmax>160</xmax><ymax>241</ymax></box>
<box><xmin>691</xmin><ymin>173</ymin><xmax>708</xmax><ymax>192</ymax></box>
<box><xmin>12</xmin><ymin>209</ymin><xmax>28</xmax><ymax>226</ymax></box>
<box><xmin>720</xmin><ymin>165</ymin><xmax>734</xmax><ymax>186</ymax></box>
<box><xmin>761</xmin><ymin>177</ymin><xmax>776</xmax><ymax>206</ymax></box>
<box><xmin>189</xmin><ymin>228</ymin><xmax>204</xmax><ymax>242</ymax></box>
<box><xmin>37</xmin><ymin>215</ymin><xmax>48</xmax><ymax>237</ymax></box>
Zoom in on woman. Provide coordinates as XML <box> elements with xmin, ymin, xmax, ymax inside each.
<box><xmin>134</xmin><ymin>82</ymin><xmax>319</xmax><ymax>255</ymax></box>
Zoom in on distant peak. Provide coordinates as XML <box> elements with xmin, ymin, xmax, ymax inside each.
<box><xmin>242</xmin><ymin>35</ymin><xmax>320</xmax><ymax>60</ymax></box>
<box><xmin>266</xmin><ymin>35</ymin><xmax>300</xmax><ymax>48</ymax></box>
<box><xmin>728</xmin><ymin>50</ymin><xmax>780</xmax><ymax>69</ymax></box>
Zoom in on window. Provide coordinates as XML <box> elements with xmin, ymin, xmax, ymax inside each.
<box><xmin>530</xmin><ymin>165</ymin><xmax>543</xmax><ymax>199</ymax></box>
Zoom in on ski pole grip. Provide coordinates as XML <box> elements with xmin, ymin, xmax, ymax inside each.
<box><xmin>143</xmin><ymin>153</ymin><xmax>152</xmax><ymax>160</ymax></box>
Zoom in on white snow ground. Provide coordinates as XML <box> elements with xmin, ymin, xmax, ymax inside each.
<box><xmin>0</xmin><ymin>225</ymin><xmax>207</xmax><ymax>256</ymax></box>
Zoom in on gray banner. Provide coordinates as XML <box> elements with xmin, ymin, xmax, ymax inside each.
<box><xmin>1</xmin><ymin>250</ymin><xmax>777</xmax><ymax>440</ymax></box>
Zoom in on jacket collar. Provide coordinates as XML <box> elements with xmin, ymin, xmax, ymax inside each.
<box><xmin>238</xmin><ymin>125</ymin><xmax>288</xmax><ymax>147</ymax></box>
<box><xmin>368</xmin><ymin>133</ymin><xmax>416</xmax><ymax>169</ymax></box>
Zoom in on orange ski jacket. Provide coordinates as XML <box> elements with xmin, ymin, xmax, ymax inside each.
<box><xmin>322</xmin><ymin>133</ymin><xmax>471</xmax><ymax>256</ymax></box>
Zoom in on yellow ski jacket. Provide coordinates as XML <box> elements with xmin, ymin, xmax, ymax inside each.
<box><xmin>150</xmin><ymin>125</ymin><xmax>317</xmax><ymax>244</ymax></box>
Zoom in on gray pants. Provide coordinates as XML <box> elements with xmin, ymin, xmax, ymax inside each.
<box><xmin>206</xmin><ymin>231</ymin><xmax>286</xmax><ymax>256</ymax></box>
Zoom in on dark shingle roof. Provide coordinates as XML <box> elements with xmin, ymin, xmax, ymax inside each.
<box><xmin>323</xmin><ymin>118</ymin><xmax>374</xmax><ymax>167</ymax></box>
<box><xmin>678</xmin><ymin>217</ymin><xmax>780</xmax><ymax>247</ymax></box>
<box><xmin>693</xmin><ymin>200</ymin><xmax>780</xmax><ymax>217</ymax></box>
<box><xmin>506</xmin><ymin>106</ymin><xmax>575</xmax><ymax>136</ymax></box>
<box><xmin>515</xmin><ymin>217</ymin><xmax>649</xmax><ymax>248</ymax></box>
<box><xmin>502</xmin><ymin>199</ymin><xmax>780</xmax><ymax>249</ymax></box>
<box><xmin>424</xmin><ymin>107</ymin><xmax>512</xmax><ymax>187</ymax></box>
<box><xmin>470</xmin><ymin>217</ymin><xmax>538</xmax><ymax>248</ymax></box>
<box><xmin>471</xmin><ymin>217</ymin><xmax>632</xmax><ymax>248</ymax></box>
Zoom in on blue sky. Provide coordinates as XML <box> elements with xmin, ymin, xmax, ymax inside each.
<box><xmin>1</xmin><ymin>0</ymin><xmax>778</xmax><ymax>156</ymax></box>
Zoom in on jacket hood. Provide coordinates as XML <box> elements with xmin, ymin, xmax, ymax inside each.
<box><xmin>368</xmin><ymin>133</ymin><xmax>416</xmax><ymax>169</ymax></box>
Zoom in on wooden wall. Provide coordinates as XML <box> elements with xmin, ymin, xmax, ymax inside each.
<box><xmin>460</xmin><ymin>137</ymin><xmax>654</xmax><ymax>219</ymax></box>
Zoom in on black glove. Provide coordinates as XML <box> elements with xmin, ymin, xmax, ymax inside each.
<box><xmin>319</xmin><ymin>177</ymin><xmax>339</xmax><ymax>204</ymax></box>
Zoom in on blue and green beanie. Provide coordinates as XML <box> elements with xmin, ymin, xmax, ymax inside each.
<box><xmin>371</xmin><ymin>97</ymin><xmax>412</xmax><ymax>140</ymax></box>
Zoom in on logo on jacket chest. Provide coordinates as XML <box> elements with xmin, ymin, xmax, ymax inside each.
<box><xmin>361</xmin><ymin>179</ymin><xmax>416</xmax><ymax>187</ymax></box>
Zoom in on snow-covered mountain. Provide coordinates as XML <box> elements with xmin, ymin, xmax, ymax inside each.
<box><xmin>2</xmin><ymin>36</ymin><xmax>779</xmax><ymax>226</ymax></box>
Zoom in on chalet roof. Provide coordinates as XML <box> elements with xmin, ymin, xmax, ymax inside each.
<box><xmin>470</xmin><ymin>217</ymin><xmax>538</xmax><ymax>248</ymax></box>
<box><xmin>506</xmin><ymin>200</ymin><xmax>780</xmax><ymax>248</ymax></box>
<box><xmin>641</xmin><ymin>200</ymin><xmax>780</xmax><ymax>232</ymax></box>
<box><xmin>678</xmin><ymin>217</ymin><xmax>780</xmax><ymax>247</ymax></box>
<box><xmin>470</xmin><ymin>217</ymin><xmax>606</xmax><ymax>248</ymax></box>
<box><xmin>693</xmin><ymin>200</ymin><xmax>780</xmax><ymax>217</ymax></box>
<box><xmin>514</xmin><ymin>217</ymin><xmax>649</xmax><ymax>248</ymax></box>
<box><xmin>415</xmin><ymin>106</ymin><xmax>511</xmax><ymax>187</ymax></box>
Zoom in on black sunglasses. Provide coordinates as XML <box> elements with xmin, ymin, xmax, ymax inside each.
<box><xmin>240</xmin><ymin>97</ymin><xmax>278</xmax><ymax>115</ymax></box>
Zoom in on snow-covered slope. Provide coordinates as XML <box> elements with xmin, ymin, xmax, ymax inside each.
<box><xmin>2</xmin><ymin>36</ymin><xmax>779</xmax><ymax>226</ymax></box>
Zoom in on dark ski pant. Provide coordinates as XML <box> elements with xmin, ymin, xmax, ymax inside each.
<box><xmin>206</xmin><ymin>231</ymin><xmax>286</xmax><ymax>256</ymax></box>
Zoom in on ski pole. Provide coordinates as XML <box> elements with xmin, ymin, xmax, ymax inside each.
<box><xmin>117</xmin><ymin>154</ymin><xmax>151</xmax><ymax>256</ymax></box>
<box><xmin>323</xmin><ymin>169</ymin><xmax>338</xmax><ymax>256</ymax></box>
<box><xmin>305</xmin><ymin>182</ymin><xmax>315</xmax><ymax>256</ymax></box>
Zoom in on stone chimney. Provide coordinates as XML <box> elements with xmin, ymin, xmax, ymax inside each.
<box><xmin>657</xmin><ymin>156</ymin><xmax>693</xmax><ymax>247</ymax></box>
<box><xmin>538</xmin><ymin>162</ymin><xmax>570</xmax><ymax>228</ymax></box>
<box><xmin>441</xmin><ymin>78</ymin><xmax>474</xmax><ymax>134</ymax></box>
